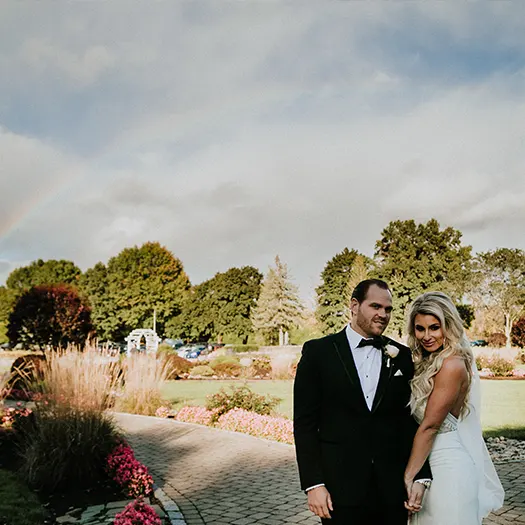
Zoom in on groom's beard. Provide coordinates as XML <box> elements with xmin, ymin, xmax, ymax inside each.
<box><xmin>355</xmin><ymin>311</ymin><xmax>389</xmax><ymax>337</ymax></box>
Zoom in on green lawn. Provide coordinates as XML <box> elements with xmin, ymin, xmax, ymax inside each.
<box><xmin>162</xmin><ymin>379</ymin><xmax>525</xmax><ymax>437</ymax></box>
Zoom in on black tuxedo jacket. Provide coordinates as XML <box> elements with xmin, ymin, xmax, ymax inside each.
<box><xmin>293</xmin><ymin>329</ymin><xmax>431</xmax><ymax>507</ymax></box>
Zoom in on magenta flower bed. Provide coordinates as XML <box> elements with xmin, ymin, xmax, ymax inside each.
<box><xmin>114</xmin><ymin>497</ymin><xmax>161</xmax><ymax>525</ymax></box>
<box><xmin>106</xmin><ymin>443</ymin><xmax>154</xmax><ymax>498</ymax></box>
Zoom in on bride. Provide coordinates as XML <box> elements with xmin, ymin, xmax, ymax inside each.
<box><xmin>403</xmin><ymin>291</ymin><xmax>504</xmax><ymax>524</ymax></box>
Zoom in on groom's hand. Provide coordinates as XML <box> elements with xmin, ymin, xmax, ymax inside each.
<box><xmin>307</xmin><ymin>486</ymin><xmax>333</xmax><ymax>519</ymax></box>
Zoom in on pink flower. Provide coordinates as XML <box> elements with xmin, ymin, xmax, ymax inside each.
<box><xmin>174</xmin><ymin>406</ymin><xmax>215</xmax><ymax>426</ymax></box>
<box><xmin>114</xmin><ymin>497</ymin><xmax>161</xmax><ymax>525</ymax></box>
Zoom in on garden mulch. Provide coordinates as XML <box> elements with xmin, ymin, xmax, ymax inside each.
<box><xmin>115</xmin><ymin>413</ymin><xmax>525</xmax><ymax>525</ymax></box>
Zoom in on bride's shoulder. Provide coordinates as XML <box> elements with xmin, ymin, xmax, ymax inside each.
<box><xmin>437</xmin><ymin>356</ymin><xmax>468</xmax><ymax>379</ymax></box>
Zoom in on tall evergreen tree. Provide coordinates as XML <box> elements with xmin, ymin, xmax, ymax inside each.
<box><xmin>251</xmin><ymin>256</ymin><xmax>304</xmax><ymax>345</ymax></box>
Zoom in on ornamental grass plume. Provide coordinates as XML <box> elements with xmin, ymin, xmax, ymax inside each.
<box><xmin>115</xmin><ymin>353</ymin><xmax>171</xmax><ymax>416</ymax></box>
<box><xmin>114</xmin><ymin>497</ymin><xmax>161</xmax><ymax>525</ymax></box>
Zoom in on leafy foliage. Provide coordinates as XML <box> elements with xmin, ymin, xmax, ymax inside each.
<box><xmin>205</xmin><ymin>385</ymin><xmax>281</xmax><ymax>422</ymax></box>
<box><xmin>81</xmin><ymin>242</ymin><xmax>191</xmax><ymax>340</ymax></box>
<box><xmin>512</xmin><ymin>317</ymin><xmax>525</xmax><ymax>349</ymax></box>
<box><xmin>168</xmin><ymin>266</ymin><xmax>262</xmax><ymax>343</ymax></box>
<box><xmin>6</xmin><ymin>259</ymin><xmax>81</xmax><ymax>292</ymax></box>
<box><xmin>373</xmin><ymin>218</ymin><xmax>472</xmax><ymax>336</ymax></box>
<box><xmin>7</xmin><ymin>285</ymin><xmax>93</xmax><ymax>349</ymax></box>
<box><xmin>315</xmin><ymin>248</ymin><xmax>365</xmax><ymax>334</ymax></box>
<box><xmin>474</xmin><ymin>248</ymin><xmax>525</xmax><ymax>348</ymax></box>
<box><xmin>251</xmin><ymin>256</ymin><xmax>304</xmax><ymax>345</ymax></box>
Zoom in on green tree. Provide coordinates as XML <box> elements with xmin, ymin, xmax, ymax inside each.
<box><xmin>373</xmin><ymin>219</ymin><xmax>472</xmax><ymax>337</ymax></box>
<box><xmin>7</xmin><ymin>285</ymin><xmax>93</xmax><ymax>349</ymax></box>
<box><xmin>6</xmin><ymin>259</ymin><xmax>81</xmax><ymax>291</ymax></box>
<box><xmin>316</xmin><ymin>248</ymin><xmax>360</xmax><ymax>334</ymax></box>
<box><xmin>78</xmin><ymin>263</ymin><xmax>120</xmax><ymax>341</ymax></box>
<box><xmin>251</xmin><ymin>256</ymin><xmax>304</xmax><ymax>345</ymax></box>
<box><xmin>0</xmin><ymin>286</ymin><xmax>16</xmax><ymax>344</ymax></box>
<box><xmin>474</xmin><ymin>248</ymin><xmax>525</xmax><ymax>348</ymax></box>
<box><xmin>103</xmin><ymin>242</ymin><xmax>190</xmax><ymax>340</ymax></box>
<box><xmin>168</xmin><ymin>266</ymin><xmax>262</xmax><ymax>343</ymax></box>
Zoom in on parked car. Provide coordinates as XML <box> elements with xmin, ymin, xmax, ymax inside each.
<box><xmin>164</xmin><ymin>338</ymin><xmax>184</xmax><ymax>349</ymax></box>
<box><xmin>471</xmin><ymin>339</ymin><xmax>488</xmax><ymax>347</ymax></box>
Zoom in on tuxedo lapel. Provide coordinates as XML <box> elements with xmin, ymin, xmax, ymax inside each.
<box><xmin>332</xmin><ymin>330</ymin><xmax>369</xmax><ymax>412</ymax></box>
<box><xmin>371</xmin><ymin>351</ymin><xmax>394</xmax><ymax>413</ymax></box>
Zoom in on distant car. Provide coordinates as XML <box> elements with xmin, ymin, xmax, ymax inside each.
<box><xmin>164</xmin><ymin>338</ymin><xmax>184</xmax><ymax>349</ymax></box>
<box><xmin>471</xmin><ymin>339</ymin><xmax>488</xmax><ymax>347</ymax></box>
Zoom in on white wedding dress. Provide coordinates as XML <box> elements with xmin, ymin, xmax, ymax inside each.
<box><xmin>413</xmin><ymin>364</ymin><xmax>505</xmax><ymax>525</ymax></box>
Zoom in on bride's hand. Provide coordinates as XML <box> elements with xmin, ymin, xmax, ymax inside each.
<box><xmin>405</xmin><ymin>482</ymin><xmax>425</xmax><ymax>513</ymax></box>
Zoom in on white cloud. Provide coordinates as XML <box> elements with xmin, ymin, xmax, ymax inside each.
<box><xmin>1</xmin><ymin>1</ymin><xmax>525</xmax><ymax>298</ymax></box>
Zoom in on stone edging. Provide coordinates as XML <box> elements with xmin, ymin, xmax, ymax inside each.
<box><xmin>154</xmin><ymin>485</ymin><xmax>188</xmax><ymax>525</ymax></box>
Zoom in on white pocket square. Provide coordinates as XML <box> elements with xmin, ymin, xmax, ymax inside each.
<box><xmin>394</xmin><ymin>369</ymin><xmax>403</xmax><ymax>377</ymax></box>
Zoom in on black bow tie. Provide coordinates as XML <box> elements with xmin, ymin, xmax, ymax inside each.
<box><xmin>356</xmin><ymin>337</ymin><xmax>384</xmax><ymax>349</ymax></box>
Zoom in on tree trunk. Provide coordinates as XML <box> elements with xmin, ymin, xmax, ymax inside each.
<box><xmin>279</xmin><ymin>327</ymin><xmax>284</xmax><ymax>346</ymax></box>
<box><xmin>505</xmin><ymin>313</ymin><xmax>512</xmax><ymax>349</ymax></box>
<box><xmin>284</xmin><ymin>330</ymin><xmax>289</xmax><ymax>346</ymax></box>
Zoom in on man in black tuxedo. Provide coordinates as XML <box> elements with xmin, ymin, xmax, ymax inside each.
<box><xmin>293</xmin><ymin>279</ymin><xmax>431</xmax><ymax>524</ymax></box>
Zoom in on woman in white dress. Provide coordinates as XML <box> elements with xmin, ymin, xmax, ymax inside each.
<box><xmin>403</xmin><ymin>291</ymin><xmax>504</xmax><ymax>525</ymax></box>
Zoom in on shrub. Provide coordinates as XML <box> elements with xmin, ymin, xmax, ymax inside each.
<box><xmin>227</xmin><ymin>344</ymin><xmax>259</xmax><ymax>353</ymax></box>
<box><xmin>4</xmin><ymin>354</ymin><xmax>46</xmax><ymax>395</ymax></box>
<box><xmin>16</xmin><ymin>347</ymin><xmax>123</xmax><ymax>492</ymax></box>
<box><xmin>189</xmin><ymin>365</ymin><xmax>215</xmax><ymax>377</ymax></box>
<box><xmin>210</xmin><ymin>355</ymin><xmax>240</xmax><ymax>366</ymax></box>
<box><xmin>19</xmin><ymin>405</ymin><xmax>120</xmax><ymax>493</ymax></box>
<box><xmin>512</xmin><ymin>317</ymin><xmax>525</xmax><ymax>349</ymax></box>
<box><xmin>164</xmin><ymin>354</ymin><xmax>193</xmax><ymax>380</ymax></box>
<box><xmin>518</xmin><ymin>350</ymin><xmax>525</xmax><ymax>365</ymax></box>
<box><xmin>205</xmin><ymin>385</ymin><xmax>281</xmax><ymax>422</ymax></box>
<box><xmin>106</xmin><ymin>443</ymin><xmax>154</xmax><ymax>498</ymax></box>
<box><xmin>488</xmin><ymin>333</ymin><xmax>507</xmax><ymax>348</ymax></box>
<box><xmin>211</xmin><ymin>361</ymin><xmax>243</xmax><ymax>378</ymax></box>
<box><xmin>157</xmin><ymin>343</ymin><xmax>175</xmax><ymax>356</ymax></box>
<box><xmin>216</xmin><ymin>408</ymin><xmax>293</xmax><ymax>444</ymax></box>
<box><xmin>114</xmin><ymin>498</ymin><xmax>161</xmax><ymax>525</ymax></box>
<box><xmin>248</xmin><ymin>356</ymin><xmax>272</xmax><ymax>378</ymax></box>
<box><xmin>486</xmin><ymin>356</ymin><xmax>515</xmax><ymax>377</ymax></box>
<box><xmin>115</xmin><ymin>354</ymin><xmax>171</xmax><ymax>416</ymax></box>
<box><xmin>476</xmin><ymin>354</ymin><xmax>490</xmax><ymax>371</ymax></box>
<box><xmin>174</xmin><ymin>406</ymin><xmax>215</xmax><ymax>425</ymax></box>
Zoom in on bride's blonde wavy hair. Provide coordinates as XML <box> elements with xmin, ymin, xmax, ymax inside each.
<box><xmin>407</xmin><ymin>291</ymin><xmax>474</xmax><ymax>420</ymax></box>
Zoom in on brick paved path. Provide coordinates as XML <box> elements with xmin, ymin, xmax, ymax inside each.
<box><xmin>115</xmin><ymin>413</ymin><xmax>525</xmax><ymax>525</ymax></box>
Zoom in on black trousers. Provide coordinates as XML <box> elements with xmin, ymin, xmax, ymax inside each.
<box><xmin>320</xmin><ymin>473</ymin><xmax>407</xmax><ymax>525</ymax></box>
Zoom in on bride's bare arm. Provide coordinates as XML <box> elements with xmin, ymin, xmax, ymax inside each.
<box><xmin>404</xmin><ymin>357</ymin><xmax>468</xmax><ymax>485</ymax></box>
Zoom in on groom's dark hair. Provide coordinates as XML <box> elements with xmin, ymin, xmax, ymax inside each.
<box><xmin>351</xmin><ymin>279</ymin><xmax>391</xmax><ymax>303</ymax></box>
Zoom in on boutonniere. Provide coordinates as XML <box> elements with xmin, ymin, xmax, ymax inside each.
<box><xmin>383</xmin><ymin>344</ymin><xmax>400</xmax><ymax>368</ymax></box>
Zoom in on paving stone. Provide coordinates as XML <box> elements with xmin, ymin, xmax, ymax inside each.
<box><xmin>114</xmin><ymin>413</ymin><xmax>525</xmax><ymax>525</ymax></box>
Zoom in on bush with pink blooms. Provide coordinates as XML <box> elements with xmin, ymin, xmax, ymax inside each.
<box><xmin>114</xmin><ymin>497</ymin><xmax>161</xmax><ymax>525</ymax></box>
<box><xmin>106</xmin><ymin>443</ymin><xmax>154</xmax><ymax>498</ymax></box>
<box><xmin>216</xmin><ymin>407</ymin><xmax>293</xmax><ymax>444</ymax></box>
<box><xmin>174</xmin><ymin>406</ymin><xmax>216</xmax><ymax>426</ymax></box>
<box><xmin>155</xmin><ymin>406</ymin><xmax>171</xmax><ymax>418</ymax></box>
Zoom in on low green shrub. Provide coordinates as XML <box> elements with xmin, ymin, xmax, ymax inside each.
<box><xmin>210</xmin><ymin>355</ymin><xmax>240</xmax><ymax>366</ymax></box>
<box><xmin>190</xmin><ymin>365</ymin><xmax>215</xmax><ymax>377</ymax></box>
<box><xmin>488</xmin><ymin>333</ymin><xmax>506</xmax><ymax>348</ymax></box>
<box><xmin>476</xmin><ymin>354</ymin><xmax>490</xmax><ymax>370</ymax></box>
<box><xmin>205</xmin><ymin>385</ymin><xmax>281</xmax><ymax>422</ymax></box>
<box><xmin>248</xmin><ymin>356</ymin><xmax>272</xmax><ymax>378</ymax></box>
<box><xmin>227</xmin><ymin>345</ymin><xmax>259</xmax><ymax>353</ymax></box>
<box><xmin>157</xmin><ymin>343</ymin><xmax>176</xmax><ymax>356</ymax></box>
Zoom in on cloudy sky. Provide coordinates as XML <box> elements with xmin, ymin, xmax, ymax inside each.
<box><xmin>1</xmin><ymin>2</ymin><xmax>525</xmax><ymax>303</ymax></box>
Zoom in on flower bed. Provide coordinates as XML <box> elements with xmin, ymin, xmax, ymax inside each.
<box><xmin>174</xmin><ymin>405</ymin><xmax>294</xmax><ymax>444</ymax></box>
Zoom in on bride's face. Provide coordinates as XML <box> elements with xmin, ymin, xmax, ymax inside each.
<box><xmin>414</xmin><ymin>313</ymin><xmax>444</xmax><ymax>353</ymax></box>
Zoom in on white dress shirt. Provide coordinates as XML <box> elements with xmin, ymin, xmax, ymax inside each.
<box><xmin>345</xmin><ymin>324</ymin><xmax>382</xmax><ymax>411</ymax></box>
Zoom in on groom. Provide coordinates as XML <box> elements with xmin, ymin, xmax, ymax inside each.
<box><xmin>293</xmin><ymin>279</ymin><xmax>431</xmax><ymax>524</ymax></box>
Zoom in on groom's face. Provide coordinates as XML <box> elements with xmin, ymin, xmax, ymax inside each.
<box><xmin>351</xmin><ymin>284</ymin><xmax>393</xmax><ymax>337</ymax></box>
